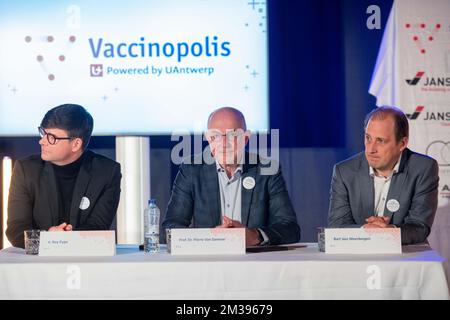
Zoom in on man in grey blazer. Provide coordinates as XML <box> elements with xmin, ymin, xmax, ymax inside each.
<box><xmin>163</xmin><ymin>107</ymin><xmax>300</xmax><ymax>246</ymax></box>
<box><xmin>328</xmin><ymin>106</ymin><xmax>439</xmax><ymax>245</ymax></box>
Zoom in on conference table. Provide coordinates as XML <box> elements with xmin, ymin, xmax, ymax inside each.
<box><xmin>0</xmin><ymin>243</ymin><xmax>448</xmax><ymax>300</ymax></box>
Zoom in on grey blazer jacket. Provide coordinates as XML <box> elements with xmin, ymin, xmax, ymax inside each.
<box><xmin>328</xmin><ymin>148</ymin><xmax>439</xmax><ymax>245</ymax></box>
<box><xmin>162</xmin><ymin>153</ymin><xmax>300</xmax><ymax>245</ymax></box>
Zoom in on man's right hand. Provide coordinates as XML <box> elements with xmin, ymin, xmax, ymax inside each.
<box><xmin>48</xmin><ymin>223</ymin><xmax>73</xmax><ymax>231</ymax></box>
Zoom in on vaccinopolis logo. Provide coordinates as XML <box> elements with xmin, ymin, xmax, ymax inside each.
<box><xmin>88</xmin><ymin>35</ymin><xmax>231</xmax><ymax>77</ymax></box>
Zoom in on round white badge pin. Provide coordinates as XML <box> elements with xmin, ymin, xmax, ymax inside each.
<box><xmin>79</xmin><ymin>197</ymin><xmax>90</xmax><ymax>210</ymax></box>
<box><xmin>242</xmin><ymin>177</ymin><xmax>256</xmax><ymax>190</ymax></box>
<box><xmin>386</xmin><ymin>199</ymin><xmax>400</xmax><ymax>213</ymax></box>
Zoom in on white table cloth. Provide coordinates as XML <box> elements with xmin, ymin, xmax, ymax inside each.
<box><xmin>0</xmin><ymin>243</ymin><xmax>448</xmax><ymax>299</ymax></box>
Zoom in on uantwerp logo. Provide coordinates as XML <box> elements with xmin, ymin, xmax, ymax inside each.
<box><xmin>90</xmin><ymin>64</ymin><xmax>103</xmax><ymax>77</ymax></box>
<box><xmin>406</xmin><ymin>71</ymin><xmax>425</xmax><ymax>86</ymax></box>
<box><xmin>405</xmin><ymin>106</ymin><xmax>424</xmax><ymax>119</ymax></box>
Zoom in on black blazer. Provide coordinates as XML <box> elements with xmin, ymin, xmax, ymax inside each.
<box><xmin>6</xmin><ymin>150</ymin><xmax>122</xmax><ymax>248</ymax></box>
<box><xmin>163</xmin><ymin>153</ymin><xmax>301</xmax><ymax>245</ymax></box>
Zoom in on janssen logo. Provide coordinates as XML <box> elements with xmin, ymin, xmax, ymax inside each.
<box><xmin>405</xmin><ymin>106</ymin><xmax>424</xmax><ymax>119</ymax></box>
<box><xmin>406</xmin><ymin>106</ymin><xmax>450</xmax><ymax>124</ymax></box>
<box><xmin>405</xmin><ymin>71</ymin><xmax>425</xmax><ymax>86</ymax></box>
<box><xmin>423</xmin><ymin>77</ymin><xmax>450</xmax><ymax>86</ymax></box>
<box><xmin>406</xmin><ymin>71</ymin><xmax>450</xmax><ymax>87</ymax></box>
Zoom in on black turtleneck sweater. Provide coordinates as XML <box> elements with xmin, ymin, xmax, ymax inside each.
<box><xmin>52</xmin><ymin>154</ymin><xmax>84</xmax><ymax>224</ymax></box>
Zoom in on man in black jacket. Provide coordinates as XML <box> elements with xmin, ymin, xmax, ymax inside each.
<box><xmin>6</xmin><ymin>104</ymin><xmax>121</xmax><ymax>248</ymax></box>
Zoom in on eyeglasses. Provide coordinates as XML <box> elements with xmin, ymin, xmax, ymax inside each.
<box><xmin>38</xmin><ymin>126</ymin><xmax>73</xmax><ymax>145</ymax></box>
<box><xmin>205</xmin><ymin>129</ymin><xmax>247</xmax><ymax>143</ymax></box>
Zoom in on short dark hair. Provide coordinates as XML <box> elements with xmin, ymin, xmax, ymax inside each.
<box><xmin>40</xmin><ymin>104</ymin><xmax>94</xmax><ymax>150</ymax></box>
<box><xmin>364</xmin><ymin>106</ymin><xmax>409</xmax><ymax>143</ymax></box>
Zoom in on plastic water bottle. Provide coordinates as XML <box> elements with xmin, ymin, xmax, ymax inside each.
<box><xmin>144</xmin><ymin>199</ymin><xmax>160</xmax><ymax>253</ymax></box>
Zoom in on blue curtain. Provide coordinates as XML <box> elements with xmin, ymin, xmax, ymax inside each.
<box><xmin>269</xmin><ymin>0</ymin><xmax>346</xmax><ymax>147</ymax></box>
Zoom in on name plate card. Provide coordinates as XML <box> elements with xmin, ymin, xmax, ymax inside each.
<box><xmin>39</xmin><ymin>231</ymin><xmax>116</xmax><ymax>256</ymax></box>
<box><xmin>325</xmin><ymin>228</ymin><xmax>401</xmax><ymax>254</ymax></box>
<box><xmin>168</xmin><ymin>228</ymin><xmax>246</xmax><ymax>255</ymax></box>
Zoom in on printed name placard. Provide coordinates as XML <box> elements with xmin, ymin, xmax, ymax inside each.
<box><xmin>39</xmin><ymin>231</ymin><xmax>116</xmax><ymax>256</ymax></box>
<box><xmin>325</xmin><ymin>228</ymin><xmax>401</xmax><ymax>254</ymax></box>
<box><xmin>167</xmin><ymin>228</ymin><xmax>245</xmax><ymax>255</ymax></box>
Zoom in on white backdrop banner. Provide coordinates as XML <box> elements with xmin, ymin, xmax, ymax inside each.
<box><xmin>369</xmin><ymin>0</ymin><xmax>450</xmax><ymax>281</ymax></box>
